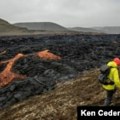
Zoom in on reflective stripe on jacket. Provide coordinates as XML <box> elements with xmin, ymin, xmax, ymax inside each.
<box><xmin>102</xmin><ymin>61</ymin><xmax>120</xmax><ymax>90</ymax></box>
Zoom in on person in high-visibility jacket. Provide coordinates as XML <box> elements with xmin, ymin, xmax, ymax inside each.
<box><xmin>102</xmin><ymin>57</ymin><xmax>120</xmax><ymax>106</ymax></box>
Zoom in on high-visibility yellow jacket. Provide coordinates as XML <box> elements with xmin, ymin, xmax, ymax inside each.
<box><xmin>102</xmin><ymin>61</ymin><xmax>120</xmax><ymax>90</ymax></box>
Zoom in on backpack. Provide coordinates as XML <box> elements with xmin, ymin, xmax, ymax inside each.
<box><xmin>98</xmin><ymin>64</ymin><xmax>114</xmax><ymax>85</ymax></box>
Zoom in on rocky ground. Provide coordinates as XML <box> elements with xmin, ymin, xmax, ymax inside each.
<box><xmin>0</xmin><ymin>34</ymin><xmax>120</xmax><ymax>119</ymax></box>
<box><xmin>0</xmin><ymin>69</ymin><xmax>120</xmax><ymax>120</ymax></box>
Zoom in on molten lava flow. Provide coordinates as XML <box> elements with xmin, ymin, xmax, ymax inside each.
<box><xmin>0</xmin><ymin>50</ymin><xmax>61</xmax><ymax>87</ymax></box>
<box><xmin>0</xmin><ymin>53</ymin><xmax>26</xmax><ymax>87</ymax></box>
<box><xmin>37</xmin><ymin>50</ymin><xmax>61</xmax><ymax>60</ymax></box>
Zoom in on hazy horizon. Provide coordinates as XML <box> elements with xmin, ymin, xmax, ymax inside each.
<box><xmin>0</xmin><ymin>0</ymin><xmax>120</xmax><ymax>27</ymax></box>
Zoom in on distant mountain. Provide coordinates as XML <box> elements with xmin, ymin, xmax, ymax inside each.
<box><xmin>69</xmin><ymin>26</ymin><xmax>120</xmax><ymax>34</ymax></box>
<box><xmin>1</xmin><ymin>18</ymin><xmax>120</xmax><ymax>34</ymax></box>
<box><xmin>93</xmin><ymin>26</ymin><xmax>120</xmax><ymax>34</ymax></box>
<box><xmin>14</xmin><ymin>22</ymin><xmax>68</xmax><ymax>31</ymax></box>
<box><xmin>68</xmin><ymin>27</ymin><xmax>103</xmax><ymax>33</ymax></box>
<box><xmin>0</xmin><ymin>18</ymin><xmax>28</xmax><ymax>33</ymax></box>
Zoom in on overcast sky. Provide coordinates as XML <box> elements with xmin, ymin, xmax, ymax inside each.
<box><xmin>0</xmin><ymin>0</ymin><xmax>120</xmax><ymax>27</ymax></box>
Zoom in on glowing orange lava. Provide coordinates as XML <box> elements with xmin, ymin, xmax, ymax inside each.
<box><xmin>0</xmin><ymin>50</ymin><xmax>61</xmax><ymax>87</ymax></box>
<box><xmin>0</xmin><ymin>53</ymin><xmax>26</xmax><ymax>87</ymax></box>
<box><xmin>37</xmin><ymin>50</ymin><xmax>61</xmax><ymax>60</ymax></box>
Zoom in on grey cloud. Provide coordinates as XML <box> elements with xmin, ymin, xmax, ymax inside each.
<box><xmin>0</xmin><ymin>0</ymin><xmax>120</xmax><ymax>27</ymax></box>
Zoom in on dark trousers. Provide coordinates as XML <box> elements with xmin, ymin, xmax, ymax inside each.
<box><xmin>103</xmin><ymin>89</ymin><xmax>116</xmax><ymax>106</ymax></box>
